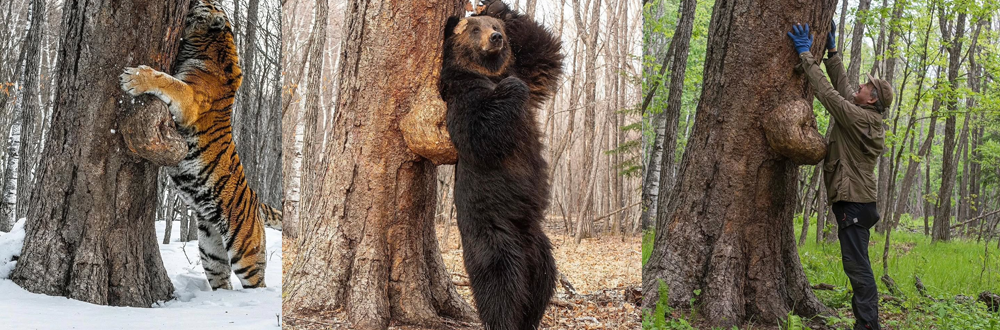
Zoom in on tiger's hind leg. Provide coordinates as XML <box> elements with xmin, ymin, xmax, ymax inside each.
<box><xmin>228</xmin><ymin>221</ymin><xmax>267</xmax><ymax>289</ymax></box>
<box><xmin>119</xmin><ymin>65</ymin><xmax>202</xmax><ymax>126</ymax></box>
<box><xmin>198</xmin><ymin>223</ymin><xmax>234</xmax><ymax>290</ymax></box>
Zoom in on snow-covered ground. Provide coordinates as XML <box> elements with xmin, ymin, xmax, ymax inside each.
<box><xmin>0</xmin><ymin>219</ymin><xmax>282</xmax><ymax>329</ymax></box>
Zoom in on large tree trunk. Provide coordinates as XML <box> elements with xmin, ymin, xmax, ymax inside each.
<box><xmin>933</xmin><ymin>10</ymin><xmax>966</xmax><ymax>242</ymax></box>
<box><xmin>9</xmin><ymin>0</ymin><xmax>188</xmax><ymax>307</ymax></box>
<box><xmin>642</xmin><ymin>0</ymin><xmax>834</xmax><ymax>325</ymax></box>
<box><xmin>282</xmin><ymin>1</ymin><xmax>476</xmax><ymax>329</ymax></box>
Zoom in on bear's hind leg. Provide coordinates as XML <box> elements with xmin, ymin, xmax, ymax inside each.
<box><xmin>520</xmin><ymin>235</ymin><xmax>557</xmax><ymax>329</ymax></box>
<box><xmin>465</xmin><ymin>237</ymin><xmax>531</xmax><ymax>330</ymax></box>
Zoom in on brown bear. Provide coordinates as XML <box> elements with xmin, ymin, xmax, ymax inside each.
<box><xmin>439</xmin><ymin>1</ymin><xmax>563</xmax><ymax>329</ymax></box>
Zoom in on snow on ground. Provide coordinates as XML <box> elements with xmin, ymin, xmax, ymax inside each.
<box><xmin>0</xmin><ymin>220</ymin><xmax>282</xmax><ymax>329</ymax></box>
<box><xmin>0</xmin><ymin>219</ymin><xmax>25</xmax><ymax>278</ymax></box>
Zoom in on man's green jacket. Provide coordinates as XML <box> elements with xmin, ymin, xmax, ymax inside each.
<box><xmin>798</xmin><ymin>51</ymin><xmax>885</xmax><ymax>204</ymax></box>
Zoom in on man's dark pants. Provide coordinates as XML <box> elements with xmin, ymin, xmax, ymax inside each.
<box><xmin>832</xmin><ymin>201</ymin><xmax>881</xmax><ymax>330</ymax></box>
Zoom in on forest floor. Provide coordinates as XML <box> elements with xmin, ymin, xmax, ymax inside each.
<box><xmin>641</xmin><ymin>214</ymin><xmax>1000</xmax><ymax>329</ymax></box>
<box><xmin>282</xmin><ymin>219</ymin><xmax>643</xmax><ymax>329</ymax></box>
<box><xmin>0</xmin><ymin>219</ymin><xmax>283</xmax><ymax>329</ymax></box>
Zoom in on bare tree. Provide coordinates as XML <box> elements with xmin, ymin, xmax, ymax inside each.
<box><xmin>232</xmin><ymin>0</ymin><xmax>284</xmax><ymax>209</ymax></box>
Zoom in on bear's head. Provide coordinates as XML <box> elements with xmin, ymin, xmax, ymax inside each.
<box><xmin>444</xmin><ymin>16</ymin><xmax>512</xmax><ymax>77</ymax></box>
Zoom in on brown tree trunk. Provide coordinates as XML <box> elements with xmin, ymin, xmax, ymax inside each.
<box><xmin>573</xmin><ymin>0</ymin><xmax>601</xmax><ymax>242</ymax></box>
<box><xmin>642</xmin><ymin>0</ymin><xmax>834</xmax><ymax>325</ymax></box>
<box><xmin>9</xmin><ymin>0</ymin><xmax>188</xmax><ymax>307</ymax></box>
<box><xmin>924</xmin><ymin>154</ymin><xmax>931</xmax><ymax>235</ymax></box>
<box><xmin>846</xmin><ymin>0</ymin><xmax>871</xmax><ymax>92</ymax></box>
<box><xmin>282</xmin><ymin>1</ymin><xmax>476</xmax><ymax>329</ymax></box>
<box><xmin>933</xmin><ymin>10</ymin><xmax>966</xmax><ymax>242</ymax></box>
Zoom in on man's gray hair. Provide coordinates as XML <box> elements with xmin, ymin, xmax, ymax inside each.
<box><xmin>870</xmin><ymin>87</ymin><xmax>884</xmax><ymax>113</ymax></box>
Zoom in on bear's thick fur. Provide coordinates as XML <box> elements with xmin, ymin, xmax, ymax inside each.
<box><xmin>439</xmin><ymin>1</ymin><xmax>563</xmax><ymax>329</ymax></box>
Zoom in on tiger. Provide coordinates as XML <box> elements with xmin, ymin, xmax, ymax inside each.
<box><xmin>119</xmin><ymin>0</ymin><xmax>280</xmax><ymax>290</ymax></box>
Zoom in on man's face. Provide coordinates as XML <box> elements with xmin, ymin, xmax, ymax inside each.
<box><xmin>853</xmin><ymin>82</ymin><xmax>878</xmax><ymax>106</ymax></box>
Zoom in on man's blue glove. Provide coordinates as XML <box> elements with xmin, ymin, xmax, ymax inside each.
<box><xmin>827</xmin><ymin>20</ymin><xmax>836</xmax><ymax>50</ymax></box>
<box><xmin>787</xmin><ymin>23</ymin><xmax>813</xmax><ymax>54</ymax></box>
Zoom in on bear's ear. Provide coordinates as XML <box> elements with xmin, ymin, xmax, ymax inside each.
<box><xmin>445</xmin><ymin>16</ymin><xmax>461</xmax><ymax>39</ymax></box>
<box><xmin>445</xmin><ymin>17</ymin><xmax>468</xmax><ymax>39</ymax></box>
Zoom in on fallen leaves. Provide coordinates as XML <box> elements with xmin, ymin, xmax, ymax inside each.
<box><xmin>282</xmin><ymin>222</ymin><xmax>641</xmax><ymax>329</ymax></box>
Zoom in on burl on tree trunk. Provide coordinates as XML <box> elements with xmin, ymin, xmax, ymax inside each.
<box><xmin>11</xmin><ymin>0</ymin><xmax>187</xmax><ymax>307</ymax></box>
<box><xmin>401</xmin><ymin>85</ymin><xmax>458</xmax><ymax>165</ymax></box>
<box><xmin>283</xmin><ymin>1</ymin><xmax>475</xmax><ymax>329</ymax></box>
<box><xmin>642</xmin><ymin>0</ymin><xmax>834</xmax><ymax>326</ymax></box>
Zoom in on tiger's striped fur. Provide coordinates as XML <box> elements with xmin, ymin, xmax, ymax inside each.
<box><xmin>119</xmin><ymin>0</ymin><xmax>279</xmax><ymax>290</ymax></box>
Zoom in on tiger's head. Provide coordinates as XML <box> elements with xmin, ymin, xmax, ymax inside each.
<box><xmin>185</xmin><ymin>0</ymin><xmax>232</xmax><ymax>39</ymax></box>
<box><xmin>177</xmin><ymin>0</ymin><xmax>242</xmax><ymax>92</ymax></box>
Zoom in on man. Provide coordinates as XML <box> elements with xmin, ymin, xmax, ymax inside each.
<box><xmin>787</xmin><ymin>23</ymin><xmax>892</xmax><ymax>330</ymax></box>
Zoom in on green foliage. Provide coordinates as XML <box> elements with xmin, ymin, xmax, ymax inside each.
<box><xmin>643</xmin><ymin>229</ymin><xmax>654</xmax><ymax>266</ymax></box>
<box><xmin>642</xmin><ymin>280</ymin><xmax>697</xmax><ymax>330</ymax></box>
<box><xmin>778</xmin><ymin>311</ymin><xmax>810</xmax><ymax>330</ymax></box>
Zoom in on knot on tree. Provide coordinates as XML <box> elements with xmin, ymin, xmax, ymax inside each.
<box><xmin>120</xmin><ymin>97</ymin><xmax>187</xmax><ymax>166</ymax></box>
<box><xmin>763</xmin><ymin>99</ymin><xmax>826</xmax><ymax>165</ymax></box>
<box><xmin>400</xmin><ymin>84</ymin><xmax>458</xmax><ymax>165</ymax></box>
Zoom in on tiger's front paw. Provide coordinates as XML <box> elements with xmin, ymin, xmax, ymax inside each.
<box><xmin>119</xmin><ymin>65</ymin><xmax>159</xmax><ymax>96</ymax></box>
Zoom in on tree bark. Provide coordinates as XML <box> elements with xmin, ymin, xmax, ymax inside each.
<box><xmin>283</xmin><ymin>1</ymin><xmax>476</xmax><ymax>328</ymax></box>
<box><xmin>573</xmin><ymin>0</ymin><xmax>601</xmax><ymax>242</ymax></box>
<box><xmin>638</xmin><ymin>0</ymin><xmax>676</xmax><ymax>231</ymax></box>
<box><xmin>13</xmin><ymin>0</ymin><xmax>44</xmax><ymax>221</ymax></box>
<box><xmin>9</xmin><ymin>0</ymin><xmax>188</xmax><ymax>307</ymax></box>
<box><xmin>0</xmin><ymin>125</ymin><xmax>19</xmax><ymax>231</ymax></box>
<box><xmin>933</xmin><ymin>10</ymin><xmax>966</xmax><ymax>242</ymax></box>
<box><xmin>284</xmin><ymin>0</ymin><xmax>330</xmax><ymax>239</ymax></box>
<box><xmin>846</xmin><ymin>0</ymin><xmax>871</xmax><ymax>92</ymax></box>
<box><xmin>642</xmin><ymin>0</ymin><xmax>834</xmax><ymax>325</ymax></box>
<box><xmin>652</xmin><ymin>0</ymin><xmax>696</xmax><ymax>226</ymax></box>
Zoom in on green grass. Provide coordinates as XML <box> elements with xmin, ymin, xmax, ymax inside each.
<box><xmin>641</xmin><ymin>214</ymin><xmax>1000</xmax><ymax>329</ymax></box>
<box><xmin>794</xmin><ymin>213</ymin><xmax>999</xmax><ymax>301</ymax></box>
<box><xmin>796</xmin><ymin>213</ymin><xmax>1000</xmax><ymax>329</ymax></box>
